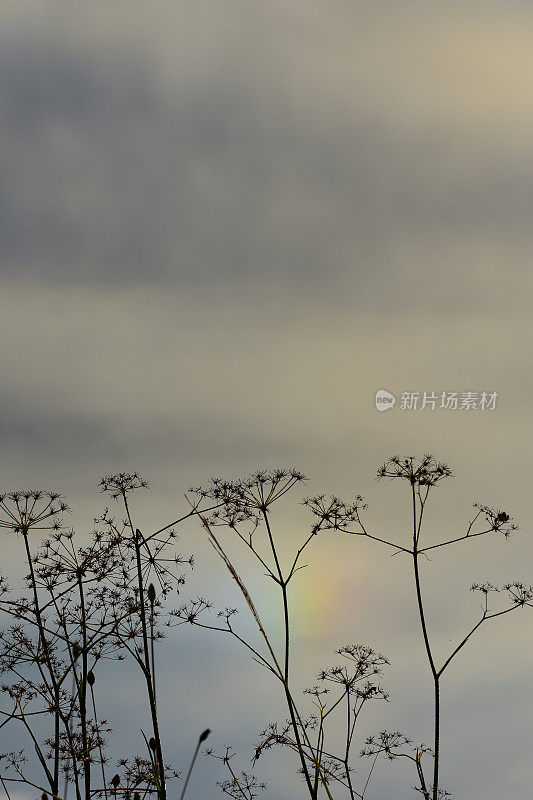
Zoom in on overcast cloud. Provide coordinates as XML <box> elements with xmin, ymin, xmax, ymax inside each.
<box><xmin>1</xmin><ymin>3</ymin><xmax>533</xmax><ymax>799</ymax></box>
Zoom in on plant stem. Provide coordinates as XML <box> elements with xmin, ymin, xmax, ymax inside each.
<box><xmin>53</xmin><ymin>686</ymin><xmax>60</xmax><ymax>795</ymax></box>
<box><xmin>178</xmin><ymin>734</ymin><xmax>202</xmax><ymax>800</ymax></box>
<box><xmin>261</xmin><ymin>510</ymin><xmax>317</xmax><ymax>798</ymax></box>
<box><xmin>77</xmin><ymin>574</ymin><xmax>90</xmax><ymax>800</ymax></box>
<box><xmin>432</xmin><ymin>678</ymin><xmax>440</xmax><ymax>800</ymax></box>
<box><xmin>22</xmin><ymin>532</ymin><xmax>78</xmax><ymax>800</ymax></box>
<box><xmin>411</xmin><ymin>486</ymin><xmax>439</xmax><ymax>800</ymax></box>
<box><xmin>89</xmin><ymin>683</ymin><xmax>108</xmax><ymax>800</ymax></box>
<box><xmin>123</xmin><ymin>495</ymin><xmax>166</xmax><ymax>800</ymax></box>
<box><xmin>149</xmin><ymin>596</ymin><xmax>156</xmax><ymax>709</ymax></box>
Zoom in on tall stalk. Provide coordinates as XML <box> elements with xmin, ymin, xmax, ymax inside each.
<box><xmin>189</xmin><ymin>490</ymin><xmax>332</xmax><ymax>800</ymax></box>
<box><xmin>123</xmin><ymin>494</ymin><xmax>166</xmax><ymax>800</ymax></box>
<box><xmin>22</xmin><ymin>530</ymin><xmax>81</xmax><ymax>800</ymax></box>
<box><xmin>76</xmin><ymin>574</ymin><xmax>91</xmax><ymax>800</ymax></box>
<box><xmin>410</xmin><ymin>484</ymin><xmax>440</xmax><ymax>800</ymax></box>
<box><xmin>260</xmin><ymin>509</ymin><xmax>316</xmax><ymax>794</ymax></box>
<box><xmin>304</xmin><ymin>454</ymin><xmax>526</xmax><ymax>799</ymax></box>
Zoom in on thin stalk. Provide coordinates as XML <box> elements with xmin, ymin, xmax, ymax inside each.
<box><xmin>21</xmin><ymin>532</ymin><xmax>72</xmax><ymax>800</ymax></box>
<box><xmin>63</xmin><ymin>670</ymin><xmax>79</xmax><ymax>800</ymax></box>
<box><xmin>18</xmin><ymin>708</ymin><xmax>54</xmax><ymax>787</ymax></box>
<box><xmin>89</xmin><ymin>680</ymin><xmax>108</xmax><ymax>800</ymax></box>
<box><xmin>178</xmin><ymin>730</ymin><xmax>210</xmax><ymax>800</ymax></box>
<box><xmin>344</xmin><ymin>691</ymin><xmax>356</xmax><ymax>800</ymax></box>
<box><xmin>149</xmin><ymin>596</ymin><xmax>156</xmax><ymax>708</ymax></box>
<box><xmin>312</xmin><ymin>713</ymin><xmax>324</xmax><ymax>797</ymax></box>
<box><xmin>21</xmin><ymin>532</ymin><xmax>55</xmax><ymax>697</ymax></box>
<box><xmin>0</xmin><ymin>775</ymin><xmax>13</xmax><ymax>800</ymax></box>
<box><xmin>77</xmin><ymin>574</ymin><xmax>90</xmax><ymax>800</ymax></box>
<box><xmin>261</xmin><ymin>511</ymin><xmax>291</xmax><ymax>682</ymax></box>
<box><xmin>53</xmin><ymin>685</ymin><xmax>60</xmax><ymax>795</ymax></box>
<box><xmin>410</xmin><ymin>486</ymin><xmax>439</xmax><ymax>800</ymax></box>
<box><xmin>432</xmin><ymin>680</ymin><xmax>440</xmax><ymax>800</ymax></box>
<box><xmin>123</xmin><ymin>494</ymin><xmax>166</xmax><ymax>800</ymax></box>
<box><xmin>361</xmin><ymin>753</ymin><xmax>378</xmax><ymax>799</ymax></box>
<box><xmin>415</xmin><ymin>749</ymin><xmax>430</xmax><ymax>800</ymax></box>
<box><xmin>261</xmin><ymin>510</ymin><xmax>316</xmax><ymax>798</ymax></box>
<box><xmin>193</xmin><ymin>503</ymin><xmax>319</xmax><ymax>800</ymax></box>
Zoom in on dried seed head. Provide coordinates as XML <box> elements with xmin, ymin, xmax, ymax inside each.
<box><xmin>474</xmin><ymin>503</ymin><xmax>518</xmax><ymax>537</ymax></box>
<box><xmin>0</xmin><ymin>490</ymin><xmax>70</xmax><ymax>535</ymax></box>
<box><xmin>99</xmin><ymin>472</ymin><xmax>148</xmax><ymax>498</ymax></box>
<box><xmin>192</xmin><ymin>469</ymin><xmax>307</xmax><ymax>517</ymax></box>
<box><xmin>377</xmin><ymin>455</ymin><xmax>452</xmax><ymax>487</ymax></box>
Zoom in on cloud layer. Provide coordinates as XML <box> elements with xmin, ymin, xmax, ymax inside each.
<box><xmin>2</xmin><ymin>3</ymin><xmax>533</xmax><ymax>799</ymax></box>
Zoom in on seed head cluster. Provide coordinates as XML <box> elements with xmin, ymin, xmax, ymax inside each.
<box><xmin>377</xmin><ymin>455</ymin><xmax>453</xmax><ymax>486</ymax></box>
<box><xmin>0</xmin><ymin>491</ymin><xmax>69</xmax><ymax>535</ymax></box>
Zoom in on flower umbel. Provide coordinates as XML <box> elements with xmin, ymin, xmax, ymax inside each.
<box><xmin>377</xmin><ymin>455</ymin><xmax>453</xmax><ymax>487</ymax></box>
<box><xmin>99</xmin><ymin>473</ymin><xmax>148</xmax><ymax>499</ymax></box>
<box><xmin>473</xmin><ymin>503</ymin><xmax>517</xmax><ymax>538</ymax></box>
<box><xmin>302</xmin><ymin>494</ymin><xmax>367</xmax><ymax>534</ymax></box>
<box><xmin>191</xmin><ymin>469</ymin><xmax>307</xmax><ymax>516</ymax></box>
<box><xmin>0</xmin><ymin>491</ymin><xmax>70</xmax><ymax>535</ymax></box>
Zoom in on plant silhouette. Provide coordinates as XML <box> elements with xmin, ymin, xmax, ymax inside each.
<box><xmin>1</xmin><ymin>457</ymin><xmax>531</xmax><ymax>800</ymax></box>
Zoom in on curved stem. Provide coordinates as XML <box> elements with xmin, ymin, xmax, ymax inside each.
<box><xmin>410</xmin><ymin>487</ymin><xmax>439</xmax><ymax>800</ymax></box>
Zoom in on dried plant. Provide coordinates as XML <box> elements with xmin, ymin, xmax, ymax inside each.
<box><xmin>0</xmin><ymin>475</ymin><xmax>216</xmax><ymax>800</ymax></box>
<box><xmin>205</xmin><ymin>747</ymin><xmax>267</xmax><ymax>800</ymax></box>
<box><xmin>1</xmin><ymin>458</ymin><xmax>530</xmax><ymax>800</ymax></box>
<box><xmin>305</xmin><ymin>454</ymin><xmax>532</xmax><ymax>799</ymax></box>
<box><xmin>180</xmin><ymin>470</ymin><xmax>396</xmax><ymax>800</ymax></box>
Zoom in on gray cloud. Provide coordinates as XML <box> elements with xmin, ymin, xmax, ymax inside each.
<box><xmin>2</xmin><ymin>4</ymin><xmax>533</xmax><ymax>799</ymax></box>
<box><xmin>0</xmin><ymin>3</ymin><xmax>532</xmax><ymax>314</ymax></box>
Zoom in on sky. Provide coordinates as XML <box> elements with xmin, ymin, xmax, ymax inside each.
<box><xmin>1</xmin><ymin>1</ymin><xmax>533</xmax><ymax>798</ymax></box>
